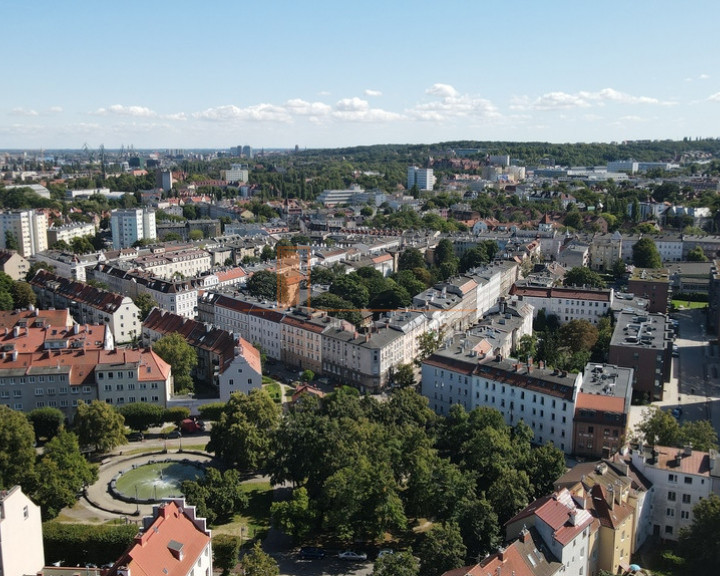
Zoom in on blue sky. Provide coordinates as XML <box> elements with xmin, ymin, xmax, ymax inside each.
<box><xmin>2</xmin><ymin>0</ymin><xmax>720</xmax><ymax>150</ymax></box>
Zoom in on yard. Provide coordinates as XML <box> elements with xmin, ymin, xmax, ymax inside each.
<box><xmin>212</xmin><ymin>480</ymin><xmax>274</xmax><ymax>542</ymax></box>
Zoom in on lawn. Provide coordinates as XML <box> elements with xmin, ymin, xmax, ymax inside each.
<box><xmin>212</xmin><ymin>480</ymin><xmax>273</xmax><ymax>542</ymax></box>
<box><xmin>671</xmin><ymin>299</ymin><xmax>708</xmax><ymax>310</ymax></box>
<box><xmin>263</xmin><ymin>381</ymin><xmax>282</xmax><ymax>404</ymax></box>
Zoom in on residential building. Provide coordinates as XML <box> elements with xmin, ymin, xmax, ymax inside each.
<box><xmin>557</xmin><ymin>240</ymin><xmax>590</xmax><ymax>269</ymax></box>
<box><xmin>107</xmin><ymin>498</ymin><xmax>212</xmax><ymax>576</ymax></box>
<box><xmin>0</xmin><ymin>486</ymin><xmax>45</xmax><ymax>576</ymax></box>
<box><xmin>573</xmin><ymin>363</ymin><xmax>633</xmax><ymax>459</ymax></box>
<box><xmin>188</xmin><ymin>219</ymin><xmax>222</xmax><ymax>239</ymax></box>
<box><xmin>407</xmin><ymin>166</ymin><xmax>435</xmax><ymax>190</ymax></box>
<box><xmin>505</xmin><ymin>488</ymin><xmax>599</xmax><ymax>576</ymax></box>
<box><xmin>608</xmin><ymin>311</ymin><xmax>673</xmax><ymax>401</ymax></box>
<box><xmin>131</xmin><ymin>248</ymin><xmax>212</xmax><ymax>280</ymax></box>
<box><xmin>46</xmin><ymin>222</ymin><xmax>96</xmax><ymax>246</ymax></box>
<box><xmin>316</xmin><ymin>185</ymin><xmax>364</xmax><ymax>207</ymax></box>
<box><xmin>142</xmin><ymin>308</ymin><xmax>262</xmax><ymax>400</ymax></box>
<box><xmin>471</xmin><ymin>299</ymin><xmax>534</xmax><ymax>359</ymax></box>
<box><xmin>653</xmin><ymin>233</ymin><xmax>684</xmax><ymax>262</ymax></box>
<box><xmin>682</xmin><ymin>235</ymin><xmax>720</xmax><ymax>260</ymax></box>
<box><xmin>413</xmin><ymin>276</ymin><xmax>478</xmax><ymax>332</ymax></box>
<box><xmin>0</xmin><ymin>249</ymin><xmax>29</xmax><ymax>281</ymax></box>
<box><xmin>589</xmin><ymin>232</ymin><xmax>623</xmax><ymax>271</ymax></box>
<box><xmin>631</xmin><ymin>444</ymin><xmax>720</xmax><ymax>540</ymax></box>
<box><xmin>95</xmin><ymin>348</ymin><xmax>173</xmax><ymax>408</ymax></box>
<box><xmin>627</xmin><ymin>268</ymin><xmax>670</xmax><ymax>313</ymax></box>
<box><xmin>465</xmin><ymin>260</ymin><xmax>520</xmax><ymax>319</ymax></box>
<box><xmin>110</xmin><ymin>208</ymin><xmax>157</xmax><ymax>249</ymax></box>
<box><xmin>221</xmin><ymin>163</ymin><xmax>249</xmax><ymax>183</ymax></box>
<box><xmin>280</xmin><ymin>308</ymin><xmax>336</xmax><ymax>375</ymax></box>
<box><xmin>31</xmin><ymin>250</ymin><xmax>106</xmax><ymax>282</ymax></box>
<box><xmin>509</xmin><ymin>285</ymin><xmax>614</xmax><ymax>325</ymax></box>
<box><xmin>666</xmin><ymin>261</ymin><xmax>712</xmax><ymax>296</ymax></box>
<box><xmin>30</xmin><ymin>270</ymin><xmax>141</xmax><ymax>344</ymax></box>
<box><xmin>422</xmin><ymin>334</ymin><xmax>580</xmax><ymax>452</ymax></box>
<box><xmin>0</xmin><ymin>209</ymin><xmax>48</xmax><ymax>257</ymax></box>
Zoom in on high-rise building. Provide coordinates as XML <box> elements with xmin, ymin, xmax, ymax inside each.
<box><xmin>110</xmin><ymin>208</ymin><xmax>156</xmax><ymax>249</ymax></box>
<box><xmin>407</xmin><ymin>166</ymin><xmax>436</xmax><ymax>191</ymax></box>
<box><xmin>221</xmin><ymin>164</ymin><xmax>249</xmax><ymax>183</ymax></box>
<box><xmin>0</xmin><ymin>210</ymin><xmax>48</xmax><ymax>257</ymax></box>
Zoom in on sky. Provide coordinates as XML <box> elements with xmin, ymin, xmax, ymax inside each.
<box><xmin>2</xmin><ymin>0</ymin><xmax>720</xmax><ymax>150</ymax></box>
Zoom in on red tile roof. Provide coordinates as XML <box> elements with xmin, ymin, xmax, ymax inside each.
<box><xmin>0</xmin><ymin>308</ymin><xmax>72</xmax><ymax>330</ymax></box>
<box><xmin>575</xmin><ymin>392</ymin><xmax>625</xmax><ymax>413</ymax></box>
<box><xmin>650</xmin><ymin>445</ymin><xmax>712</xmax><ymax>476</ymax></box>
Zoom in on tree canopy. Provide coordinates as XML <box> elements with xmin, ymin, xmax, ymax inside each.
<box><xmin>632</xmin><ymin>237</ymin><xmax>663</xmax><ymax>268</ymax></box>
<box><xmin>74</xmin><ymin>400</ymin><xmax>127</xmax><ymax>453</ymax></box>
<box><xmin>564</xmin><ymin>266</ymin><xmax>606</xmax><ymax>289</ymax></box>
<box><xmin>152</xmin><ymin>333</ymin><xmax>198</xmax><ymax>393</ymax></box>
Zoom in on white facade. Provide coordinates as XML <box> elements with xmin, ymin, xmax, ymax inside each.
<box><xmin>47</xmin><ymin>222</ymin><xmax>97</xmax><ymax>246</ymax></box>
<box><xmin>510</xmin><ymin>286</ymin><xmax>614</xmax><ymax>325</ymax></box>
<box><xmin>653</xmin><ymin>234</ymin><xmax>684</xmax><ymax>262</ymax></box>
<box><xmin>0</xmin><ymin>486</ymin><xmax>45</xmax><ymax>576</ymax></box>
<box><xmin>0</xmin><ymin>210</ymin><xmax>48</xmax><ymax>257</ymax></box>
<box><xmin>407</xmin><ymin>166</ymin><xmax>435</xmax><ymax>190</ymax></box>
<box><xmin>222</xmin><ymin>164</ymin><xmax>249</xmax><ymax>183</ymax></box>
<box><xmin>110</xmin><ymin>208</ymin><xmax>157</xmax><ymax>249</ymax></box>
<box><xmin>218</xmin><ymin>346</ymin><xmax>263</xmax><ymax>402</ymax></box>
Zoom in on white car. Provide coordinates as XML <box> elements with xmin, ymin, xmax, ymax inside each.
<box><xmin>338</xmin><ymin>551</ymin><xmax>367</xmax><ymax>561</ymax></box>
<box><xmin>378</xmin><ymin>549</ymin><xmax>394</xmax><ymax>559</ymax></box>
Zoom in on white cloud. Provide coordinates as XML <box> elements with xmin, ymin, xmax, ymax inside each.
<box><xmin>699</xmin><ymin>74</ymin><xmax>710</xmax><ymax>80</ymax></box>
<box><xmin>48</xmin><ymin>106</ymin><xmax>63</xmax><ymax>114</ymax></box>
<box><xmin>511</xmin><ymin>88</ymin><xmax>669</xmax><ymax>111</ymax></box>
<box><xmin>284</xmin><ymin>99</ymin><xmax>332</xmax><ymax>116</ymax></box>
<box><xmin>92</xmin><ymin>104</ymin><xmax>157</xmax><ymax>117</ymax></box>
<box><xmin>708</xmin><ymin>92</ymin><xmax>720</xmax><ymax>102</ymax></box>
<box><xmin>193</xmin><ymin>103</ymin><xmax>292</xmax><ymax>123</ymax></box>
<box><xmin>164</xmin><ymin>112</ymin><xmax>188</xmax><ymax>121</ymax></box>
<box><xmin>425</xmin><ymin>83</ymin><xmax>459</xmax><ymax>98</ymax></box>
<box><xmin>364</xmin><ymin>89</ymin><xmax>382</xmax><ymax>97</ymax></box>
<box><xmin>9</xmin><ymin>107</ymin><xmax>39</xmax><ymax>117</ymax></box>
<box><xmin>331</xmin><ymin>97</ymin><xmax>402</xmax><ymax>122</ymax></box>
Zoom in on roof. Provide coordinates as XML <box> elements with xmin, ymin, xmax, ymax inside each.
<box><xmin>532</xmin><ymin>489</ymin><xmax>596</xmax><ymax>546</ymax></box>
<box><xmin>108</xmin><ymin>501</ymin><xmax>210</xmax><ymax>576</ymax></box>
<box><xmin>588</xmin><ymin>484</ymin><xmax>633</xmax><ymax>530</ymax></box>
<box><xmin>575</xmin><ymin>392</ymin><xmax>625</xmax><ymax>414</ymax></box>
<box><xmin>0</xmin><ymin>308</ymin><xmax>73</xmax><ymax>330</ymax></box>
<box><xmin>510</xmin><ymin>285</ymin><xmax>612</xmax><ymax>302</ymax></box>
<box><xmin>644</xmin><ymin>444</ymin><xmax>712</xmax><ymax>476</ymax></box>
<box><xmin>30</xmin><ymin>269</ymin><xmax>131</xmax><ymax>313</ymax></box>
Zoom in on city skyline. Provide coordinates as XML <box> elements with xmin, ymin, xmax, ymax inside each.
<box><xmin>2</xmin><ymin>0</ymin><xmax>720</xmax><ymax>150</ymax></box>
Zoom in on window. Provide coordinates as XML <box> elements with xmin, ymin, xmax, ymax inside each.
<box><xmin>668</xmin><ymin>491</ymin><xmax>676</xmax><ymax>501</ymax></box>
<box><xmin>23</xmin><ymin>505</ymin><xmax>29</xmax><ymax>519</ymax></box>
<box><xmin>681</xmin><ymin>511</ymin><xmax>690</xmax><ymax>520</ymax></box>
<box><xmin>669</xmin><ymin>474</ymin><xmax>678</xmax><ymax>483</ymax></box>
<box><xmin>682</xmin><ymin>494</ymin><xmax>691</xmax><ymax>504</ymax></box>
<box><xmin>665</xmin><ymin>526</ymin><xmax>673</xmax><ymax>535</ymax></box>
<box><xmin>667</xmin><ymin>508</ymin><xmax>675</xmax><ymax>517</ymax></box>
<box><xmin>684</xmin><ymin>477</ymin><xmax>693</xmax><ymax>485</ymax></box>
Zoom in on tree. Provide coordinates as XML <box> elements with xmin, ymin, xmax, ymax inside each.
<box><xmin>369</xmin><ymin>287</ymin><xmax>411</xmax><ymax>312</ymax></box>
<box><xmin>392</xmin><ymin>270</ymin><xmax>426</xmax><ymax>298</ymax></box>
<box><xmin>330</xmin><ymin>274</ymin><xmax>370</xmax><ymax>309</ymax></box>
<box><xmin>563</xmin><ymin>211</ymin><xmax>583</xmax><ymax>229</ymax></box>
<box><xmin>309</xmin><ymin>293</ymin><xmax>363</xmax><ymax>327</ymax></box>
<box><xmin>183</xmin><ymin>205</ymin><xmax>197</xmax><ymax>220</ymax></box>
<box><xmin>637</xmin><ymin>406</ymin><xmax>680</xmax><ymax>446</ymax></box>
<box><xmin>25</xmin><ymin>261</ymin><xmax>54</xmax><ymax>281</ymax></box>
<box><xmin>453</xmin><ymin>496</ymin><xmax>500</xmax><ymax>560</ymax></box>
<box><xmin>270</xmin><ymin>486</ymin><xmax>318</xmax><ymax>542</ymax></box>
<box><xmin>33</xmin><ymin>430</ymin><xmax>98</xmax><ymax>519</ymax></box>
<box><xmin>679</xmin><ymin>420</ymin><xmax>719</xmax><ymax>452</ymax></box>
<box><xmin>118</xmin><ymin>402</ymin><xmax>164</xmax><ymax>431</ymax></box>
<box><xmin>373</xmin><ymin>550</ymin><xmax>420</xmax><ymax>576</ymax></box>
<box><xmin>4</xmin><ymin>230</ymin><xmax>19</xmax><ymax>251</ymax></box>
<box><xmin>163</xmin><ymin>406</ymin><xmax>191</xmax><ymax>425</ymax></box>
<box><xmin>260</xmin><ymin>244</ymin><xmax>275</xmax><ymax>262</ymax></box>
<box><xmin>11</xmin><ymin>281</ymin><xmax>36</xmax><ymax>308</ymax></box>
<box><xmin>300</xmin><ymin>369</ymin><xmax>315</xmax><ymax>383</ymax></box>
<box><xmin>390</xmin><ymin>363</ymin><xmax>416</xmax><ymax>388</ymax></box>
<box><xmin>416</xmin><ymin>329</ymin><xmax>444</xmax><ymax>366</ymax></box>
<box><xmin>688</xmin><ymin>245</ymin><xmax>709</xmax><ymax>262</ymax></box>
<box><xmin>516</xmin><ymin>334</ymin><xmax>537</xmax><ymax>363</ymax></box>
<box><xmin>0</xmin><ymin>406</ymin><xmax>36</xmax><ymax>489</ymax></box>
<box><xmin>558</xmin><ymin>319</ymin><xmax>599</xmax><ymax>354</ymax></box>
<box><xmin>678</xmin><ymin>494</ymin><xmax>720</xmax><ymax>575</ymax></box>
<box><xmin>246</xmin><ymin>270</ymin><xmax>280</xmax><ymax>301</ymax></box>
<box><xmin>434</xmin><ymin>239</ymin><xmax>456</xmax><ymax>266</ymax></box>
<box><xmin>73</xmin><ymin>400</ymin><xmax>127</xmax><ymax>453</ymax></box>
<box><xmin>240</xmin><ymin>541</ymin><xmax>279</xmax><ymax>576</ymax></box>
<box><xmin>28</xmin><ymin>406</ymin><xmax>65</xmax><ymax>442</ymax></box>
<box><xmin>212</xmin><ymin>534</ymin><xmax>242</xmax><ymax>576</ymax></box>
<box><xmin>207</xmin><ymin>389</ymin><xmax>281</xmax><ymax>470</ymax></box>
<box><xmin>486</xmin><ymin>467</ymin><xmax>532</xmax><ymax>525</ymax></box>
<box><xmin>133</xmin><ymin>293</ymin><xmax>157</xmax><ymax>321</ymax></box>
<box><xmin>153</xmin><ymin>333</ymin><xmax>198</xmax><ymax>393</ymax></box>
<box><xmin>181</xmin><ymin>467</ymin><xmax>248</xmax><ymax>525</ymax></box>
<box><xmin>527</xmin><ymin>442</ymin><xmax>567</xmax><ymax>496</ymax></box>
<box><xmin>564</xmin><ymin>266</ymin><xmax>606</xmax><ymax>288</ymax></box>
<box><xmin>417</xmin><ymin>522</ymin><xmax>466</xmax><ymax>576</ymax></box>
<box><xmin>398</xmin><ymin>248</ymin><xmax>425</xmax><ymax>271</ymax></box>
<box><xmin>632</xmin><ymin>237</ymin><xmax>662</xmax><ymax>268</ymax></box>
<box><xmin>189</xmin><ymin>229</ymin><xmax>204</xmax><ymax>241</ymax></box>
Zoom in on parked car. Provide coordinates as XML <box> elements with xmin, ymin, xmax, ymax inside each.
<box><xmin>672</xmin><ymin>344</ymin><xmax>679</xmax><ymax>357</ymax></box>
<box><xmin>377</xmin><ymin>549</ymin><xmax>394</xmax><ymax>559</ymax></box>
<box><xmin>180</xmin><ymin>418</ymin><xmax>206</xmax><ymax>434</ymax></box>
<box><xmin>338</xmin><ymin>551</ymin><xmax>367</xmax><ymax>561</ymax></box>
<box><xmin>127</xmin><ymin>432</ymin><xmax>144</xmax><ymax>442</ymax></box>
<box><xmin>299</xmin><ymin>547</ymin><xmax>326</xmax><ymax>559</ymax></box>
<box><xmin>166</xmin><ymin>429</ymin><xmax>182</xmax><ymax>439</ymax></box>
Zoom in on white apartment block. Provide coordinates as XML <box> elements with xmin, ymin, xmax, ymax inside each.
<box><xmin>653</xmin><ymin>234</ymin><xmax>684</xmax><ymax>262</ymax></box>
<box><xmin>133</xmin><ymin>248</ymin><xmax>212</xmax><ymax>280</ymax></box>
<box><xmin>422</xmin><ymin>334</ymin><xmax>580</xmax><ymax>453</ymax></box>
<box><xmin>631</xmin><ymin>445</ymin><xmax>720</xmax><ymax>541</ymax></box>
<box><xmin>47</xmin><ymin>222</ymin><xmax>97</xmax><ymax>246</ymax></box>
<box><xmin>407</xmin><ymin>166</ymin><xmax>435</xmax><ymax>190</ymax></box>
<box><xmin>509</xmin><ymin>285</ymin><xmax>614</xmax><ymax>325</ymax></box>
<box><xmin>95</xmin><ymin>349</ymin><xmax>173</xmax><ymax>408</ymax></box>
<box><xmin>222</xmin><ymin>164</ymin><xmax>249</xmax><ymax>183</ymax></box>
<box><xmin>0</xmin><ymin>210</ymin><xmax>48</xmax><ymax>257</ymax></box>
<box><xmin>0</xmin><ymin>486</ymin><xmax>45</xmax><ymax>576</ymax></box>
<box><xmin>110</xmin><ymin>208</ymin><xmax>157</xmax><ymax>249</ymax></box>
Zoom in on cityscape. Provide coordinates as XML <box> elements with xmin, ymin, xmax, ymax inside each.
<box><xmin>3</xmin><ymin>2</ymin><xmax>720</xmax><ymax>576</ymax></box>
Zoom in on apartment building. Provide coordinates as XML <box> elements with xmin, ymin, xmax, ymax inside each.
<box><xmin>47</xmin><ymin>222</ymin><xmax>96</xmax><ymax>246</ymax></box>
<box><xmin>465</xmin><ymin>260</ymin><xmax>520</xmax><ymax>318</ymax></box>
<box><xmin>32</xmin><ymin>249</ymin><xmax>106</xmax><ymax>282</ymax></box>
<box><xmin>280</xmin><ymin>308</ymin><xmax>335</xmax><ymax>375</ymax></box>
<box><xmin>509</xmin><ymin>285</ymin><xmax>614</xmax><ymax>325</ymax></box>
<box><xmin>107</xmin><ymin>499</ymin><xmax>212</xmax><ymax>576</ymax></box>
<box><xmin>0</xmin><ymin>249</ymin><xmax>29</xmax><ymax>281</ymax></box>
<box><xmin>30</xmin><ymin>270</ymin><xmax>141</xmax><ymax>344</ymax></box>
<box><xmin>608</xmin><ymin>312</ymin><xmax>673</xmax><ymax>401</ymax></box>
<box><xmin>110</xmin><ymin>208</ymin><xmax>157</xmax><ymax>249</ymax></box>
<box><xmin>413</xmin><ymin>276</ymin><xmax>478</xmax><ymax>332</ymax></box>
<box><xmin>95</xmin><ymin>348</ymin><xmax>173</xmax><ymax>408</ymax></box>
<box><xmin>132</xmin><ymin>248</ymin><xmax>212</xmax><ymax>280</ymax></box>
<box><xmin>589</xmin><ymin>232</ymin><xmax>623</xmax><ymax>271</ymax></box>
<box><xmin>573</xmin><ymin>363</ymin><xmax>633</xmax><ymax>459</ymax></box>
<box><xmin>407</xmin><ymin>166</ymin><xmax>435</xmax><ymax>191</ymax></box>
<box><xmin>0</xmin><ymin>209</ymin><xmax>48</xmax><ymax>257</ymax></box>
<box><xmin>627</xmin><ymin>268</ymin><xmax>671</xmax><ymax>314</ymax></box>
<box><xmin>421</xmin><ymin>333</ymin><xmax>580</xmax><ymax>453</ymax></box>
<box><xmin>0</xmin><ymin>486</ymin><xmax>45</xmax><ymax>576</ymax></box>
<box><xmin>631</xmin><ymin>444</ymin><xmax>720</xmax><ymax>540</ymax></box>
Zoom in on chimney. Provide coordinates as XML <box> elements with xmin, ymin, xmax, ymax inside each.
<box><xmin>13</xmin><ymin>326</ymin><xmax>19</xmax><ymax>338</ymax></box>
<box><xmin>569</xmin><ymin>509</ymin><xmax>578</xmax><ymax>526</ymax></box>
<box><xmin>684</xmin><ymin>444</ymin><xmax>693</xmax><ymax>457</ymax></box>
<box><xmin>606</xmin><ymin>485</ymin><xmax>615</xmax><ymax>510</ymax></box>
<box><xmin>519</xmin><ymin>528</ymin><xmax>529</xmax><ymax>543</ymax></box>
<box><xmin>538</xmin><ymin>360</ymin><xmax>544</xmax><ymax>370</ymax></box>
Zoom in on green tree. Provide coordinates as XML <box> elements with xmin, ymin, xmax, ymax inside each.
<box><xmin>33</xmin><ymin>430</ymin><xmax>98</xmax><ymax>519</ymax></box>
<box><xmin>330</xmin><ymin>274</ymin><xmax>370</xmax><ymax>309</ymax></box>
<box><xmin>688</xmin><ymin>245</ymin><xmax>709</xmax><ymax>262</ymax></box>
<box><xmin>133</xmin><ymin>293</ymin><xmax>157</xmax><ymax>321</ymax></box>
<box><xmin>558</xmin><ymin>319</ymin><xmax>599</xmax><ymax>354</ymax></box>
<box><xmin>417</xmin><ymin>522</ymin><xmax>466</xmax><ymax>576</ymax></box>
<box><xmin>369</xmin><ymin>286</ymin><xmax>411</xmax><ymax>312</ymax></box>
<box><xmin>416</xmin><ymin>329</ymin><xmax>444</xmax><ymax>366</ymax></box>
<box><xmin>453</xmin><ymin>496</ymin><xmax>501</xmax><ymax>560</ymax></box>
<box><xmin>434</xmin><ymin>239</ymin><xmax>456</xmax><ymax>266</ymax></box>
<box><xmin>207</xmin><ymin>389</ymin><xmax>281</xmax><ymax>470</ymax></box>
<box><xmin>486</xmin><ymin>467</ymin><xmax>532</xmax><ymax>525</ymax></box>
<box><xmin>25</xmin><ymin>261</ymin><xmax>54</xmax><ymax>281</ymax></box>
<box><xmin>270</xmin><ymin>486</ymin><xmax>318</xmax><ymax>542</ymax></box>
<box><xmin>212</xmin><ymin>534</ymin><xmax>242</xmax><ymax>576</ymax></box>
<box><xmin>0</xmin><ymin>406</ymin><xmax>36</xmax><ymax>489</ymax></box>
<box><xmin>637</xmin><ymin>406</ymin><xmax>680</xmax><ymax>446</ymax></box>
<box><xmin>189</xmin><ymin>229</ymin><xmax>204</xmax><ymax>241</ymax></box>
<box><xmin>4</xmin><ymin>230</ymin><xmax>19</xmax><ymax>251</ymax></box>
<box><xmin>564</xmin><ymin>266</ymin><xmax>607</xmax><ymax>288</ymax></box>
<box><xmin>390</xmin><ymin>363</ymin><xmax>416</xmax><ymax>388</ymax></box>
<box><xmin>260</xmin><ymin>244</ymin><xmax>275</xmax><ymax>262</ymax></box>
<box><xmin>373</xmin><ymin>550</ymin><xmax>420</xmax><ymax>576</ymax></box>
<box><xmin>311</xmin><ymin>293</ymin><xmax>363</xmax><ymax>326</ymax></box>
<box><xmin>679</xmin><ymin>420</ymin><xmax>719</xmax><ymax>452</ymax></box>
<box><xmin>73</xmin><ymin>400</ymin><xmax>127</xmax><ymax>453</ymax></box>
<box><xmin>392</xmin><ymin>270</ymin><xmax>426</xmax><ymax>298</ymax></box>
<box><xmin>28</xmin><ymin>406</ymin><xmax>65</xmax><ymax>442</ymax></box>
<box><xmin>241</xmin><ymin>541</ymin><xmax>279</xmax><ymax>576</ymax></box>
<box><xmin>162</xmin><ymin>406</ymin><xmax>191</xmax><ymax>425</ymax></box>
<box><xmin>118</xmin><ymin>402</ymin><xmax>164</xmax><ymax>431</ymax></box>
<box><xmin>678</xmin><ymin>494</ymin><xmax>720</xmax><ymax>575</ymax></box>
<box><xmin>181</xmin><ymin>467</ymin><xmax>248</xmax><ymax>525</ymax></box>
<box><xmin>246</xmin><ymin>270</ymin><xmax>280</xmax><ymax>301</ymax></box>
<box><xmin>398</xmin><ymin>248</ymin><xmax>425</xmax><ymax>271</ymax></box>
<box><xmin>632</xmin><ymin>237</ymin><xmax>663</xmax><ymax>268</ymax></box>
<box><xmin>611</xmin><ymin>259</ymin><xmax>627</xmax><ymax>278</ymax></box>
<box><xmin>11</xmin><ymin>281</ymin><xmax>36</xmax><ymax>308</ymax></box>
<box><xmin>516</xmin><ymin>334</ymin><xmax>537</xmax><ymax>363</ymax></box>
<box><xmin>527</xmin><ymin>442</ymin><xmax>567</xmax><ymax>496</ymax></box>
<box><xmin>152</xmin><ymin>333</ymin><xmax>198</xmax><ymax>393</ymax></box>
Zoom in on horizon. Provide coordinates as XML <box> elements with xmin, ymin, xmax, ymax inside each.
<box><xmin>2</xmin><ymin>1</ymin><xmax>720</xmax><ymax>149</ymax></box>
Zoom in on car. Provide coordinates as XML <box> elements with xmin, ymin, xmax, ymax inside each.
<box><xmin>166</xmin><ymin>429</ymin><xmax>182</xmax><ymax>439</ymax></box>
<box><xmin>377</xmin><ymin>549</ymin><xmax>394</xmax><ymax>559</ymax></box>
<box><xmin>299</xmin><ymin>547</ymin><xmax>326</xmax><ymax>559</ymax></box>
<box><xmin>127</xmin><ymin>432</ymin><xmax>144</xmax><ymax>442</ymax></box>
<box><xmin>338</xmin><ymin>551</ymin><xmax>367</xmax><ymax>561</ymax></box>
<box><xmin>672</xmin><ymin>344</ymin><xmax>680</xmax><ymax>357</ymax></box>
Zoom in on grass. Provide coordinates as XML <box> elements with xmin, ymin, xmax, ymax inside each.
<box><xmin>264</xmin><ymin>381</ymin><xmax>282</xmax><ymax>403</ymax></box>
<box><xmin>671</xmin><ymin>299</ymin><xmax>708</xmax><ymax>310</ymax></box>
<box><xmin>212</xmin><ymin>480</ymin><xmax>273</xmax><ymax>541</ymax></box>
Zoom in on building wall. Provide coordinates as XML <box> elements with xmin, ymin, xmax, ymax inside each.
<box><xmin>96</xmin><ymin>366</ymin><xmax>170</xmax><ymax>408</ymax></box>
<box><xmin>627</xmin><ymin>278</ymin><xmax>670</xmax><ymax>313</ymax></box>
<box><xmin>0</xmin><ymin>486</ymin><xmax>45</xmax><ymax>576</ymax></box>
<box><xmin>0</xmin><ymin>252</ymin><xmax>29</xmax><ymax>281</ymax></box>
<box><xmin>218</xmin><ymin>353</ymin><xmax>262</xmax><ymax>402</ymax></box>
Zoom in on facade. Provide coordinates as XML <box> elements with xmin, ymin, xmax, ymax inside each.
<box><xmin>32</xmin><ymin>250</ymin><xmax>106</xmax><ymax>282</ymax></box>
<box><xmin>589</xmin><ymin>232</ymin><xmax>623</xmax><ymax>271</ymax></box>
<box><xmin>30</xmin><ymin>270</ymin><xmax>141</xmax><ymax>344</ymax></box>
<box><xmin>608</xmin><ymin>312</ymin><xmax>673</xmax><ymax>401</ymax></box>
<box><xmin>709</xmin><ymin>259</ymin><xmax>720</xmax><ymax>337</ymax></box>
<box><xmin>653</xmin><ymin>233</ymin><xmax>684</xmax><ymax>262</ymax></box>
<box><xmin>0</xmin><ymin>486</ymin><xmax>45</xmax><ymax>576</ymax></box>
<box><xmin>509</xmin><ymin>285</ymin><xmax>614</xmax><ymax>325</ymax></box>
<box><xmin>627</xmin><ymin>268</ymin><xmax>670</xmax><ymax>313</ymax></box>
<box><xmin>573</xmin><ymin>363</ymin><xmax>633</xmax><ymax>459</ymax></box>
<box><xmin>222</xmin><ymin>164</ymin><xmax>249</xmax><ymax>183</ymax></box>
<box><xmin>108</xmin><ymin>499</ymin><xmax>212</xmax><ymax>576</ymax></box>
<box><xmin>422</xmin><ymin>334</ymin><xmax>581</xmax><ymax>453</ymax></box>
<box><xmin>110</xmin><ymin>208</ymin><xmax>157</xmax><ymax>249</ymax></box>
<box><xmin>631</xmin><ymin>445</ymin><xmax>720</xmax><ymax>541</ymax></box>
<box><xmin>557</xmin><ymin>241</ymin><xmax>590</xmax><ymax>269</ymax></box>
<box><xmin>132</xmin><ymin>248</ymin><xmax>212</xmax><ymax>280</ymax></box>
<box><xmin>47</xmin><ymin>222</ymin><xmax>96</xmax><ymax>246</ymax></box>
<box><xmin>280</xmin><ymin>308</ymin><xmax>335</xmax><ymax>375</ymax></box>
<box><xmin>0</xmin><ymin>249</ymin><xmax>29</xmax><ymax>281</ymax></box>
<box><xmin>95</xmin><ymin>348</ymin><xmax>173</xmax><ymax>408</ymax></box>
<box><xmin>0</xmin><ymin>209</ymin><xmax>48</xmax><ymax>257</ymax></box>
<box><xmin>407</xmin><ymin>166</ymin><xmax>435</xmax><ymax>190</ymax></box>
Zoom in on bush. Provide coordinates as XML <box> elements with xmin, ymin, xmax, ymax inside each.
<box><xmin>162</xmin><ymin>406</ymin><xmax>191</xmax><ymax>425</ymax></box>
<box><xmin>198</xmin><ymin>402</ymin><xmax>226</xmax><ymax>422</ymax></box>
<box><xmin>43</xmin><ymin>522</ymin><xmax>137</xmax><ymax>566</ymax></box>
<box><xmin>212</xmin><ymin>534</ymin><xmax>242</xmax><ymax>575</ymax></box>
